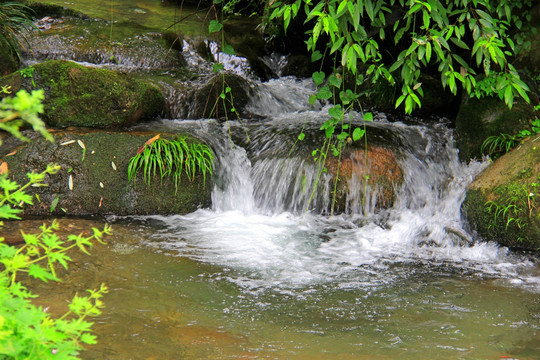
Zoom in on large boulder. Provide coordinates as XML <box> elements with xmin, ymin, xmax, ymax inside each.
<box><xmin>0</xmin><ymin>60</ymin><xmax>165</xmax><ymax>128</ymax></box>
<box><xmin>1</xmin><ymin>131</ymin><xmax>212</xmax><ymax>216</ymax></box>
<box><xmin>462</xmin><ymin>135</ymin><xmax>540</xmax><ymax>250</ymax></box>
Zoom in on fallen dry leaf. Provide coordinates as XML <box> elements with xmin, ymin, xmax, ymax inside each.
<box><xmin>137</xmin><ymin>134</ymin><xmax>161</xmax><ymax>155</ymax></box>
<box><xmin>0</xmin><ymin>160</ymin><xmax>8</xmax><ymax>175</ymax></box>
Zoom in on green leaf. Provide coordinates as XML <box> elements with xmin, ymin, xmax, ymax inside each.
<box><xmin>298</xmin><ymin>132</ymin><xmax>305</xmax><ymax>141</ymax></box>
<box><xmin>312</xmin><ymin>71</ymin><xmax>325</xmax><ymax>86</ymax></box>
<box><xmin>81</xmin><ymin>332</ymin><xmax>98</xmax><ymax>345</ymax></box>
<box><xmin>330</xmin><ymin>37</ymin><xmax>345</xmax><ymax>54</ymax></box>
<box><xmin>50</xmin><ymin>195</ymin><xmax>59</xmax><ymax>213</ymax></box>
<box><xmin>0</xmin><ymin>204</ymin><xmax>21</xmax><ymax>219</ymax></box>
<box><xmin>504</xmin><ymin>85</ymin><xmax>513</xmax><ymax>109</ymax></box>
<box><xmin>425</xmin><ymin>41</ymin><xmax>432</xmax><ymax>62</ymax></box>
<box><xmin>328</xmin><ymin>105</ymin><xmax>344</xmax><ymax>121</ymax></box>
<box><xmin>208</xmin><ymin>20</ymin><xmax>223</xmax><ymax>33</ymax></box>
<box><xmin>212</xmin><ymin>63</ymin><xmax>224</xmax><ymax>73</ymax></box>
<box><xmin>316</xmin><ymin>86</ymin><xmax>332</xmax><ymax>100</ymax></box>
<box><xmin>222</xmin><ymin>42</ymin><xmax>235</xmax><ymax>56</ymax></box>
<box><xmin>328</xmin><ymin>74</ymin><xmax>342</xmax><ymax>88</ymax></box>
<box><xmin>311</xmin><ymin>50</ymin><xmax>323</xmax><ymax>62</ymax></box>
<box><xmin>352</xmin><ymin>128</ymin><xmax>365</xmax><ymax>141</ymax></box>
<box><xmin>0</xmin><ymin>177</ymin><xmax>19</xmax><ymax>192</ymax></box>
<box><xmin>28</xmin><ymin>264</ymin><xmax>57</xmax><ymax>282</ymax></box>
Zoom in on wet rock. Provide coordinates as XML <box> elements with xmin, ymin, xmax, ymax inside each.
<box><xmin>326</xmin><ymin>145</ymin><xmax>404</xmax><ymax>214</ymax></box>
<box><xmin>281</xmin><ymin>55</ymin><xmax>320</xmax><ymax>79</ymax></box>
<box><xmin>189</xmin><ymin>71</ymin><xmax>253</xmax><ymax>119</ymax></box>
<box><xmin>462</xmin><ymin>135</ymin><xmax>540</xmax><ymax>250</ymax></box>
<box><xmin>0</xmin><ymin>60</ymin><xmax>165</xmax><ymax>128</ymax></box>
<box><xmin>222</xmin><ymin>18</ymin><xmax>274</xmax><ymax>80</ymax></box>
<box><xmin>1</xmin><ymin>131</ymin><xmax>212</xmax><ymax>216</ymax></box>
<box><xmin>455</xmin><ymin>95</ymin><xmax>538</xmax><ymax>161</ymax></box>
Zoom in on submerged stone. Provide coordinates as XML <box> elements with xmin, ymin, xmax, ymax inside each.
<box><xmin>0</xmin><ymin>60</ymin><xmax>165</xmax><ymax>128</ymax></box>
<box><xmin>1</xmin><ymin>131</ymin><xmax>212</xmax><ymax>216</ymax></box>
<box><xmin>462</xmin><ymin>136</ymin><xmax>540</xmax><ymax>250</ymax></box>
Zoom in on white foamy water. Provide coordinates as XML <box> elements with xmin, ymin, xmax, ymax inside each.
<box><xmin>141</xmin><ymin>117</ymin><xmax>539</xmax><ymax>292</ymax></box>
<box><xmin>127</xmin><ymin>69</ymin><xmax>539</xmax><ymax>293</ymax></box>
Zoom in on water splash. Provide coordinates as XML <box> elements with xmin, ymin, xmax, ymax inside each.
<box><xmin>140</xmin><ymin>115</ymin><xmax>539</xmax><ymax>292</ymax></box>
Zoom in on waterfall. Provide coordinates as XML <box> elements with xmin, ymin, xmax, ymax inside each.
<box><xmin>114</xmin><ymin>31</ymin><xmax>538</xmax><ymax>292</ymax></box>
<box><xmin>144</xmin><ymin>86</ymin><xmax>537</xmax><ymax>291</ymax></box>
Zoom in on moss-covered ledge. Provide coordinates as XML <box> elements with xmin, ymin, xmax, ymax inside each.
<box><xmin>462</xmin><ymin>136</ymin><xmax>540</xmax><ymax>250</ymax></box>
<box><xmin>0</xmin><ymin>60</ymin><xmax>165</xmax><ymax>128</ymax></box>
<box><xmin>1</xmin><ymin>131</ymin><xmax>212</xmax><ymax>216</ymax></box>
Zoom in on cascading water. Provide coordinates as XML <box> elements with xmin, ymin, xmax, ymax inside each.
<box><xmin>143</xmin><ymin>77</ymin><xmax>539</xmax><ymax>293</ymax></box>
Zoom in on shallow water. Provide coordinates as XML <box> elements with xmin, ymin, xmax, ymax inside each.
<box><xmin>11</xmin><ymin>212</ymin><xmax>539</xmax><ymax>360</ymax></box>
<box><xmin>30</xmin><ymin>0</ymin><xmax>207</xmax><ymax>34</ymax></box>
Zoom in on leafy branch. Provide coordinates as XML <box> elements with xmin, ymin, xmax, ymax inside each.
<box><xmin>267</xmin><ymin>0</ymin><xmax>534</xmax><ymax>113</ymax></box>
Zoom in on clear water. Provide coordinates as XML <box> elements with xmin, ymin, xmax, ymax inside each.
<box><xmin>30</xmin><ymin>0</ymin><xmax>207</xmax><ymax>34</ymax></box>
<box><xmin>17</xmin><ymin>217</ymin><xmax>539</xmax><ymax>360</ymax></box>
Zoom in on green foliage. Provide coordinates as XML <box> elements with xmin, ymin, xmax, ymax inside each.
<box><xmin>0</xmin><ymin>89</ymin><xmax>53</xmax><ymax>146</ymax></box>
<box><xmin>266</xmin><ymin>0</ymin><xmax>534</xmax><ymax>113</ymax></box>
<box><xmin>127</xmin><ymin>137</ymin><xmax>215</xmax><ymax>192</ymax></box>
<box><xmin>0</xmin><ymin>89</ymin><xmax>110</xmax><ymax>359</ymax></box>
<box><xmin>302</xmin><ymin>67</ymin><xmax>374</xmax><ymax>214</ymax></box>
<box><xmin>485</xmin><ymin>181</ymin><xmax>538</xmax><ymax>233</ymax></box>
<box><xmin>481</xmin><ymin>119</ymin><xmax>540</xmax><ymax>157</ymax></box>
<box><xmin>0</xmin><ymin>163</ymin><xmax>61</xmax><ymax>220</ymax></box>
<box><xmin>0</xmin><ymin>170</ymin><xmax>111</xmax><ymax>359</ymax></box>
<box><xmin>19</xmin><ymin>65</ymin><xmax>36</xmax><ymax>87</ymax></box>
<box><xmin>0</xmin><ymin>1</ymin><xmax>36</xmax><ymax>61</ymax></box>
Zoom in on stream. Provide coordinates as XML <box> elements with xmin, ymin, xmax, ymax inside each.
<box><xmin>15</xmin><ymin>0</ymin><xmax>540</xmax><ymax>358</ymax></box>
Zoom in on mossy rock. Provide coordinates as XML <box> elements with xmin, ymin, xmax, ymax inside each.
<box><xmin>0</xmin><ymin>38</ymin><xmax>19</xmax><ymax>76</ymax></box>
<box><xmin>0</xmin><ymin>60</ymin><xmax>165</xmax><ymax>128</ymax></box>
<box><xmin>190</xmin><ymin>71</ymin><xmax>253</xmax><ymax>119</ymax></box>
<box><xmin>462</xmin><ymin>136</ymin><xmax>540</xmax><ymax>250</ymax></box>
<box><xmin>455</xmin><ymin>95</ymin><xmax>537</xmax><ymax>161</ymax></box>
<box><xmin>1</xmin><ymin>131</ymin><xmax>212</xmax><ymax>216</ymax></box>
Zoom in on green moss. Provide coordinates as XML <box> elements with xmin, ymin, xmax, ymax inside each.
<box><xmin>21</xmin><ymin>0</ymin><xmax>87</xmax><ymax>18</ymax></box>
<box><xmin>463</xmin><ymin>189</ymin><xmax>533</xmax><ymax>249</ymax></box>
<box><xmin>463</xmin><ymin>180</ymin><xmax>540</xmax><ymax>250</ymax></box>
<box><xmin>192</xmin><ymin>72</ymin><xmax>251</xmax><ymax>119</ymax></box>
<box><xmin>3</xmin><ymin>131</ymin><xmax>212</xmax><ymax>216</ymax></box>
<box><xmin>1</xmin><ymin>60</ymin><xmax>165</xmax><ymax>128</ymax></box>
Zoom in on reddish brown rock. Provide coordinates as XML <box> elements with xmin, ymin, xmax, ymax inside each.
<box><xmin>326</xmin><ymin>145</ymin><xmax>403</xmax><ymax>214</ymax></box>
